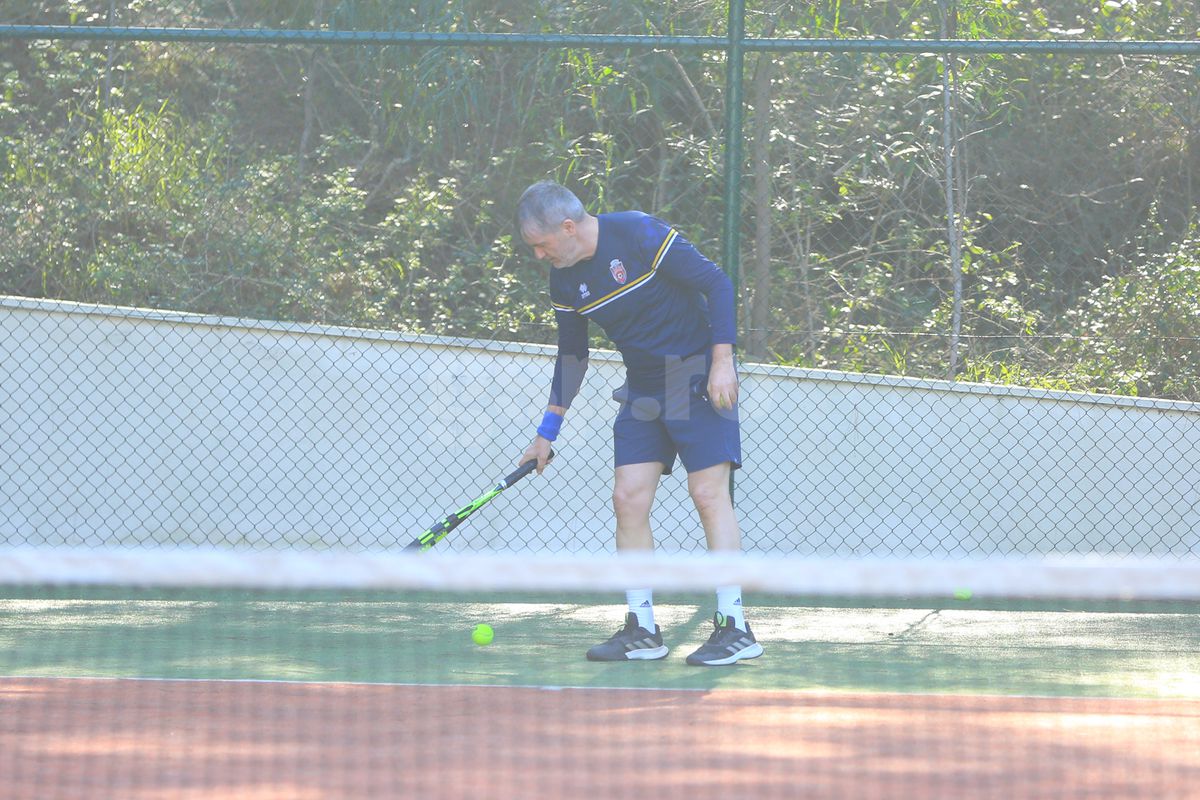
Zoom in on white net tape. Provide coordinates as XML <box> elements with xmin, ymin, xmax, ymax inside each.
<box><xmin>3</xmin><ymin>547</ymin><xmax>1199</xmax><ymax>599</ymax></box>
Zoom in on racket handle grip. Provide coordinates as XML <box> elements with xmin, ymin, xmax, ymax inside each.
<box><xmin>508</xmin><ymin>448</ymin><xmax>554</xmax><ymax>486</ymax></box>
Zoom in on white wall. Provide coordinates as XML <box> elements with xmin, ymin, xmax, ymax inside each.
<box><xmin>736</xmin><ymin>366</ymin><xmax>1200</xmax><ymax>557</ymax></box>
<box><xmin>3</xmin><ymin>296</ymin><xmax>1198</xmax><ymax>556</ymax></box>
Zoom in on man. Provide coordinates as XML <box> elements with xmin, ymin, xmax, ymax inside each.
<box><xmin>516</xmin><ymin>180</ymin><xmax>763</xmax><ymax>667</ymax></box>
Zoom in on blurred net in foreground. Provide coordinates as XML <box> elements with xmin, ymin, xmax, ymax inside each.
<box><xmin>2</xmin><ymin>549</ymin><xmax>1199</xmax><ymax>800</ymax></box>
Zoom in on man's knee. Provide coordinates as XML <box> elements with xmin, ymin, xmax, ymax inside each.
<box><xmin>688</xmin><ymin>468</ymin><xmax>732</xmax><ymax>515</ymax></box>
<box><xmin>613</xmin><ymin>480</ymin><xmax>655</xmax><ymax>516</ymax></box>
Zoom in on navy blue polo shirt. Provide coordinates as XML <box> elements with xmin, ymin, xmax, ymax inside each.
<box><xmin>548</xmin><ymin>211</ymin><xmax>735</xmax><ymax>405</ymax></box>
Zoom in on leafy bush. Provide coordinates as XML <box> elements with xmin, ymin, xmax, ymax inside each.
<box><xmin>1059</xmin><ymin>232</ymin><xmax>1200</xmax><ymax>400</ymax></box>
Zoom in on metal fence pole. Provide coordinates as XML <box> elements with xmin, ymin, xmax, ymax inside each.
<box><xmin>940</xmin><ymin>0</ymin><xmax>965</xmax><ymax>378</ymax></box>
<box><xmin>723</xmin><ymin>0</ymin><xmax>746</xmax><ymax>503</ymax></box>
<box><xmin>722</xmin><ymin>0</ymin><xmax>745</xmax><ymax>296</ymax></box>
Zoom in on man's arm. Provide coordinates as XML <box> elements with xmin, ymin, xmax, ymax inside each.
<box><xmin>652</xmin><ymin>228</ymin><xmax>739</xmax><ymax>409</ymax></box>
<box><xmin>522</xmin><ymin>309</ymin><xmax>589</xmax><ymax>473</ymax></box>
<box><xmin>707</xmin><ymin>342</ymin><xmax>738</xmax><ymax>411</ymax></box>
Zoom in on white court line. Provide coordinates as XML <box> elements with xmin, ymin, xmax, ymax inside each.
<box><xmin>0</xmin><ymin>673</ymin><xmax>1190</xmax><ymax>704</ymax></box>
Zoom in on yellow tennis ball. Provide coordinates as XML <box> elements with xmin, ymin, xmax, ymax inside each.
<box><xmin>471</xmin><ymin>623</ymin><xmax>494</xmax><ymax>646</ymax></box>
<box><xmin>953</xmin><ymin>588</ymin><xmax>973</xmax><ymax>601</ymax></box>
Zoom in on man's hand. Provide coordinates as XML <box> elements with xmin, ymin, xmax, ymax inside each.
<box><xmin>707</xmin><ymin>344</ymin><xmax>739</xmax><ymax>410</ymax></box>
<box><xmin>521</xmin><ymin>436</ymin><xmax>555</xmax><ymax>475</ymax></box>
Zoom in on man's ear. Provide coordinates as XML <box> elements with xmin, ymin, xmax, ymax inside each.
<box><xmin>561</xmin><ymin>218</ymin><xmax>577</xmax><ymax>236</ymax></box>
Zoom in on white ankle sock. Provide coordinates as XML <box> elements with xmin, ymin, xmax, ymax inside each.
<box><xmin>626</xmin><ymin>588</ymin><xmax>655</xmax><ymax>631</ymax></box>
<box><xmin>716</xmin><ymin>585</ymin><xmax>745</xmax><ymax>630</ymax></box>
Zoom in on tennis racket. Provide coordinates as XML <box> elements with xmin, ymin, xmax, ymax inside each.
<box><xmin>403</xmin><ymin>450</ymin><xmax>553</xmax><ymax>552</ymax></box>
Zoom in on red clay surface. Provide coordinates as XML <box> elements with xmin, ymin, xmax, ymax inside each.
<box><xmin>3</xmin><ymin>677</ymin><xmax>1199</xmax><ymax>799</ymax></box>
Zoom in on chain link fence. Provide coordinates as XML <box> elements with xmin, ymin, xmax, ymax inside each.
<box><xmin>2</xmin><ymin>2</ymin><xmax>1199</xmax><ymax>556</ymax></box>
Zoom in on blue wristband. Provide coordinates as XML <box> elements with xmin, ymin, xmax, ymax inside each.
<box><xmin>537</xmin><ymin>410</ymin><xmax>564</xmax><ymax>442</ymax></box>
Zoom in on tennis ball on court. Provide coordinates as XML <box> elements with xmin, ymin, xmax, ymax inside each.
<box><xmin>471</xmin><ymin>623</ymin><xmax>494</xmax><ymax>646</ymax></box>
<box><xmin>953</xmin><ymin>588</ymin><xmax>973</xmax><ymax>601</ymax></box>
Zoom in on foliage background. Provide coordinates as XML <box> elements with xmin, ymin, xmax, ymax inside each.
<box><xmin>2</xmin><ymin>0</ymin><xmax>1198</xmax><ymax>399</ymax></box>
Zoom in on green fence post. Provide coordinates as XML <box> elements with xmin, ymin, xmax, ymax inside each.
<box><xmin>722</xmin><ymin>0</ymin><xmax>745</xmax><ymax>294</ymax></box>
<box><xmin>723</xmin><ymin>0</ymin><xmax>745</xmax><ymax>502</ymax></box>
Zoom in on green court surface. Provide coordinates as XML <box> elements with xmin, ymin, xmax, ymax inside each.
<box><xmin>1</xmin><ymin>588</ymin><xmax>1198</xmax><ymax>699</ymax></box>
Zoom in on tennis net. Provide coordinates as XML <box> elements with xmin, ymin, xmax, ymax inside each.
<box><xmin>2</xmin><ymin>547</ymin><xmax>1199</xmax><ymax>799</ymax></box>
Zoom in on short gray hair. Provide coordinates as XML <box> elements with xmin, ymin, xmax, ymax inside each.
<box><xmin>516</xmin><ymin>181</ymin><xmax>586</xmax><ymax>236</ymax></box>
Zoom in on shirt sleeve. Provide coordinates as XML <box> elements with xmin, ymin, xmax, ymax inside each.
<box><xmin>549</xmin><ymin>304</ymin><xmax>589</xmax><ymax>409</ymax></box>
<box><xmin>648</xmin><ymin>223</ymin><xmax>737</xmax><ymax>346</ymax></box>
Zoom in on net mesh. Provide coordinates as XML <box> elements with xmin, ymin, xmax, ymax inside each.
<box><xmin>3</xmin><ymin>548</ymin><xmax>1199</xmax><ymax>799</ymax></box>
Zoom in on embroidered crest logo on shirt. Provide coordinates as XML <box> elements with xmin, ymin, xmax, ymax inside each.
<box><xmin>609</xmin><ymin>259</ymin><xmax>627</xmax><ymax>285</ymax></box>
<box><xmin>579</xmin><ymin>283</ymin><xmax>590</xmax><ymax>299</ymax></box>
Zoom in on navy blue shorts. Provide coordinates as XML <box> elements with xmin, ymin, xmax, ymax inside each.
<box><xmin>612</xmin><ymin>379</ymin><xmax>742</xmax><ymax>475</ymax></box>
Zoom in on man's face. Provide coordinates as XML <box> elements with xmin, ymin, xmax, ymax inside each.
<box><xmin>522</xmin><ymin>219</ymin><xmax>578</xmax><ymax>269</ymax></box>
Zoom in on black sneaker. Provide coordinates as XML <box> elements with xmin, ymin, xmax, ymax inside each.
<box><xmin>685</xmin><ymin>613</ymin><xmax>764</xmax><ymax>666</ymax></box>
<box><xmin>585</xmin><ymin>612</ymin><xmax>669</xmax><ymax>661</ymax></box>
